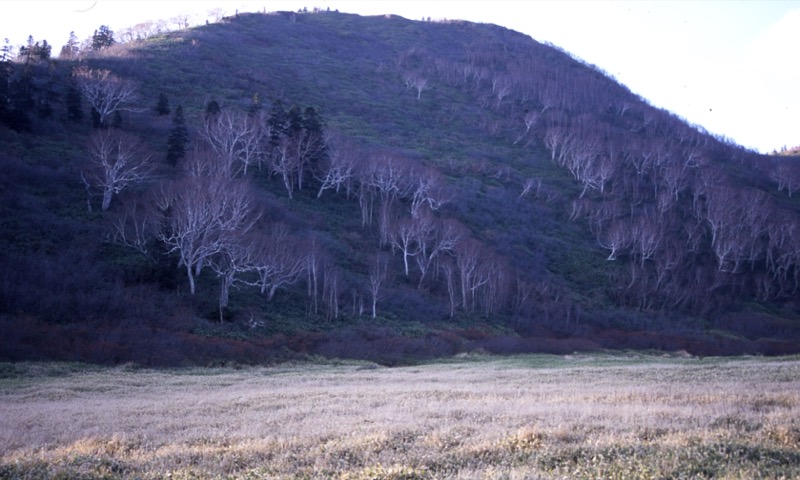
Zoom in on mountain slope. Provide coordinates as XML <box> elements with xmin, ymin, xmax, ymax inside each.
<box><xmin>1</xmin><ymin>10</ymin><xmax>799</xmax><ymax>364</ymax></box>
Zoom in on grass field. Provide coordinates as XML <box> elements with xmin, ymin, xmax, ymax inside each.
<box><xmin>1</xmin><ymin>353</ymin><xmax>799</xmax><ymax>479</ymax></box>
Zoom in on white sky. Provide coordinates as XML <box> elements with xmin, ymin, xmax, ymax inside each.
<box><xmin>2</xmin><ymin>0</ymin><xmax>798</xmax><ymax>153</ymax></box>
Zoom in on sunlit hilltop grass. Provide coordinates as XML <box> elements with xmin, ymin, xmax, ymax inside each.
<box><xmin>1</xmin><ymin>354</ymin><xmax>799</xmax><ymax>479</ymax></box>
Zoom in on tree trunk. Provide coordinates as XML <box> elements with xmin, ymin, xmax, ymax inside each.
<box><xmin>186</xmin><ymin>265</ymin><xmax>196</xmax><ymax>295</ymax></box>
<box><xmin>101</xmin><ymin>188</ymin><xmax>113</xmax><ymax>211</ymax></box>
<box><xmin>219</xmin><ymin>273</ymin><xmax>233</xmax><ymax>323</ymax></box>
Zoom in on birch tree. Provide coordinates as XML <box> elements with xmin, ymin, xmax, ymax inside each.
<box><xmin>316</xmin><ymin>132</ymin><xmax>359</xmax><ymax>198</ymax></box>
<box><xmin>73</xmin><ymin>66</ymin><xmax>137</xmax><ymax>128</ymax></box>
<box><xmin>84</xmin><ymin>129</ymin><xmax>153</xmax><ymax>211</ymax></box>
<box><xmin>250</xmin><ymin>225</ymin><xmax>308</xmax><ymax>301</ymax></box>
<box><xmin>155</xmin><ymin>175</ymin><xmax>260</xmax><ymax>295</ymax></box>
<box><xmin>200</xmin><ymin>108</ymin><xmax>264</xmax><ymax>177</ymax></box>
<box><xmin>368</xmin><ymin>253</ymin><xmax>389</xmax><ymax>318</ymax></box>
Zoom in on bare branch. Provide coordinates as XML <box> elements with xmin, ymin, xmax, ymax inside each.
<box><xmin>73</xmin><ymin>66</ymin><xmax>138</xmax><ymax>127</ymax></box>
<box><xmin>84</xmin><ymin>130</ymin><xmax>153</xmax><ymax>211</ymax></box>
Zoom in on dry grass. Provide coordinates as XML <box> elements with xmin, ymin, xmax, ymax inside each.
<box><xmin>1</xmin><ymin>354</ymin><xmax>799</xmax><ymax>479</ymax></box>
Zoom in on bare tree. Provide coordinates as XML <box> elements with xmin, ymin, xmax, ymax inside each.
<box><xmin>181</xmin><ymin>145</ymin><xmax>230</xmax><ymax>179</ymax></box>
<box><xmin>630</xmin><ymin>209</ymin><xmax>662</xmax><ymax>267</ymax></box>
<box><xmin>409</xmin><ymin>166</ymin><xmax>452</xmax><ymax>218</ymax></box>
<box><xmin>519</xmin><ymin>178</ymin><xmax>536</xmax><ymax>199</ymax></box>
<box><xmin>704</xmin><ymin>185</ymin><xmax>741</xmax><ymax>250</ymax></box>
<box><xmin>390</xmin><ymin>214</ymin><xmax>425</xmax><ymax>277</ymax></box>
<box><xmin>200</xmin><ymin>108</ymin><xmax>264</xmax><ymax>177</ymax></box>
<box><xmin>316</xmin><ymin>132</ymin><xmax>359</xmax><ymax>198</ymax></box>
<box><xmin>83</xmin><ymin>130</ymin><xmax>153</xmax><ymax>211</ymax></box>
<box><xmin>455</xmin><ymin>238</ymin><xmax>490</xmax><ymax>311</ymax></box>
<box><xmin>439</xmin><ymin>257</ymin><xmax>459</xmax><ymax>317</ymax></box>
<box><xmin>542</xmin><ymin>124</ymin><xmax>576</xmax><ymax>165</ymax></box>
<box><xmin>209</xmin><ymin>237</ymin><xmax>259</xmax><ymax>322</ymax></box>
<box><xmin>657</xmin><ymin>162</ymin><xmax>686</xmax><ymax>212</ymax></box>
<box><xmin>480</xmin><ymin>255</ymin><xmax>511</xmax><ymax>316</ymax></box>
<box><xmin>404</xmin><ymin>73</ymin><xmax>429</xmax><ymax>100</ymax></box>
<box><xmin>129</xmin><ymin>22</ymin><xmax>159</xmax><ymax>41</ymax></box>
<box><xmin>415</xmin><ymin>217</ymin><xmax>465</xmax><ymax>288</ymax></box>
<box><xmin>155</xmin><ymin>176</ymin><xmax>260</xmax><ymax>295</ymax></box>
<box><xmin>598</xmin><ymin>220</ymin><xmax>632</xmax><ymax>261</ymax></box>
<box><xmin>250</xmin><ymin>225</ymin><xmax>308</xmax><ymax>301</ymax></box>
<box><xmin>368</xmin><ymin>253</ymin><xmax>389</xmax><ymax>318</ymax></box>
<box><xmin>208</xmin><ymin>7</ymin><xmax>226</xmax><ymax>23</ymax></box>
<box><xmin>770</xmin><ymin>160</ymin><xmax>800</xmax><ymax>197</ymax></box>
<box><xmin>108</xmin><ymin>193</ymin><xmax>159</xmax><ymax>258</ymax></box>
<box><xmin>360</xmin><ymin>151</ymin><xmax>414</xmax><ymax>244</ymax></box>
<box><xmin>73</xmin><ymin>66</ymin><xmax>137</xmax><ymax>127</ymax></box>
<box><xmin>491</xmin><ymin>75</ymin><xmax>511</xmax><ymax>107</ymax></box>
<box><xmin>267</xmin><ymin>134</ymin><xmax>302</xmax><ymax>199</ymax></box>
<box><xmin>171</xmin><ymin>14</ymin><xmax>192</xmax><ymax>30</ymax></box>
<box><xmin>305</xmin><ymin>237</ymin><xmax>341</xmax><ymax>320</ymax></box>
<box><xmin>514</xmin><ymin>110</ymin><xmax>540</xmax><ymax>146</ymax></box>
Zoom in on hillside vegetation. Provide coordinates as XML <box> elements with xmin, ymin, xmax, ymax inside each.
<box><xmin>1</xmin><ymin>10</ymin><xmax>800</xmax><ymax>364</ymax></box>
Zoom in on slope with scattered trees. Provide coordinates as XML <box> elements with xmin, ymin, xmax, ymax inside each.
<box><xmin>1</xmin><ymin>10</ymin><xmax>799</xmax><ymax>365</ymax></box>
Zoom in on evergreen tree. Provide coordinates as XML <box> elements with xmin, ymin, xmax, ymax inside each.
<box><xmin>92</xmin><ymin>26</ymin><xmax>115</xmax><ymax>50</ymax></box>
<box><xmin>0</xmin><ymin>56</ymin><xmax>9</xmax><ymax>124</ymax></box>
<box><xmin>66</xmin><ymin>84</ymin><xmax>83</xmax><ymax>123</ymax></box>
<box><xmin>0</xmin><ymin>38</ymin><xmax>13</xmax><ymax>63</ymax></box>
<box><xmin>155</xmin><ymin>92</ymin><xmax>170</xmax><ymax>116</ymax></box>
<box><xmin>205</xmin><ymin>99</ymin><xmax>220</xmax><ymax>120</ymax></box>
<box><xmin>34</xmin><ymin>40</ymin><xmax>51</xmax><ymax>61</ymax></box>
<box><xmin>166</xmin><ymin>105</ymin><xmax>188</xmax><ymax>166</ymax></box>
<box><xmin>247</xmin><ymin>93</ymin><xmax>261</xmax><ymax>117</ymax></box>
<box><xmin>36</xmin><ymin>78</ymin><xmax>57</xmax><ymax>119</ymax></box>
<box><xmin>59</xmin><ymin>31</ymin><xmax>80</xmax><ymax>59</ymax></box>
<box><xmin>0</xmin><ymin>40</ymin><xmax>10</xmax><ymax>104</ymax></box>
<box><xmin>5</xmin><ymin>65</ymin><xmax>34</xmax><ymax>131</ymax></box>
<box><xmin>267</xmin><ymin>99</ymin><xmax>287</xmax><ymax>146</ymax></box>
<box><xmin>286</xmin><ymin>104</ymin><xmax>303</xmax><ymax>138</ymax></box>
<box><xmin>303</xmin><ymin>106</ymin><xmax>323</xmax><ymax>137</ymax></box>
<box><xmin>18</xmin><ymin>36</ymin><xmax>35</xmax><ymax>63</ymax></box>
<box><xmin>302</xmin><ymin>106</ymin><xmax>327</xmax><ymax>171</ymax></box>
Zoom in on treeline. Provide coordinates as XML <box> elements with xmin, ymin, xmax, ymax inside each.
<box><xmin>0</xmin><ymin>26</ymin><xmax>120</xmax><ymax>132</ymax></box>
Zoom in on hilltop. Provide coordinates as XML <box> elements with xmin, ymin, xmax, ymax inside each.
<box><xmin>1</xmin><ymin>10</ymin><xmax>799</xmax><ymax>365</ymax></box>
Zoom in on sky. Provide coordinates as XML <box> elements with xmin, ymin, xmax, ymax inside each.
<box><xmin>1</xmin><ymin>0</ymin><xmax>798</xmax><ymax>153</ymax></box>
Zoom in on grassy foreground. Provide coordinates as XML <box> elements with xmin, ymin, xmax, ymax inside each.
<box><xmin>1</xmin><ymin>354</ymin><xmax>799</xmax><ymax>479</ymax></box>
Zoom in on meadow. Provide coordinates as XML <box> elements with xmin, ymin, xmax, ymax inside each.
<box><xmin>1</xmin><ymin>353</ymin><xmax>799</xmax><ymax>479</ymax></box>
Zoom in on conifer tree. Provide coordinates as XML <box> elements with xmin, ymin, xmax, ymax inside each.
<box><xmin>0</xmin><ymin>44</ymin><xmax>9</xmax><ymax>123</ymax></box>
<box><xmin>92</xmin><ymin>26</ymin><xmax>115</xmax><ymax>50</ymax></box>
<box><xmin>205</xmin><ymin>99</ymin><xmax>220</xmax><ymax>120</ymax></box>
<box><xmin>155</xmin><ymin>92</ymin><xmax>170</xmax><ymax>116</ymax></box>
<box><xmin>36</xmin><ymin>78</ymin><xmax>57</xmax><ymax>119</ymax></box>
<box><xmin>166</xmin><ymin>105</ymin><xmax>188</xmax><ymax>166</ymax></box>
<box><xmin>247</xmin><ymin>93</ymin><xmax>262</xmax><ymax>117</ymax></box>
<box><xmin>267</xmin><ymin>99</ymin><xmax>288</xmax><ymax>147</ymax></box>
<box><xmin>5</xmin><ymin>65</ymin><xmax>34</xmax><ymax>131</ymax></box>
<box><xmin>302</xmin><ymin>106</ymin><xmax>327</xmax><ymax>172</ymax></box>
<box><xmin>66</xmin><ymin>84</ymin><xmax>83</xmax><ymax>123</ymax></box>
<box><xmin>59</xmin><ymin>31</ymin><xmax>80</xmax><ymax>59</ymax></box>
<box><xmin>286</xmin><ymin>104</ymin><xmax>303</xmax><ymax>137</ymax></box>
<box><xmin>34</xmin><ymin>40</ymin><xmax>51</xmax><ymax>61</ymax></box>
<box><xmin>0</xmin><ymin>38</ymin><xmax>13</xmax><ymax>63</ymax></box>
<box><xmin>18</xmin><ymin>36</ymin><xmax>35</xmax><ymax>63</ymax></box>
